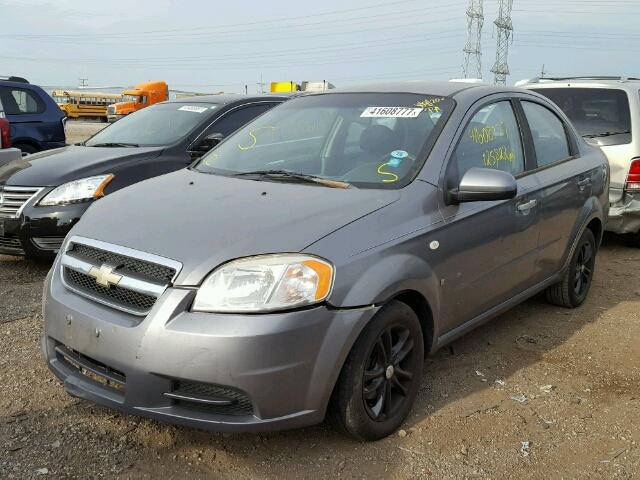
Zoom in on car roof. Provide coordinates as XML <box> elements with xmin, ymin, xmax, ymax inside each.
<box><xmin>166</xmin><ymin>93</ymin><xmax>290</xmax><ymax>105</ymax></box>
<box><xmin>518</xmin><ymin>77</ymin><xmax>640</xmax><ymax>91</ymax></box>
<box><xmin>324</xmin><ymin>80</ymin><xmax>517</xmax><ymax>98</ymax></box>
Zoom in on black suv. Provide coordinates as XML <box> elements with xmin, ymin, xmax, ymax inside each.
<box><xmin>0</xmin><ymin>94</ymin><xmax>286</xmax><ymax>257</ymax></box>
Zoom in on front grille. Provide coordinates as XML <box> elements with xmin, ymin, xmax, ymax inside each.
<box><xmin>107</xmin><ymin>105</ymin><xmax>115</xmax><ymax>115</ymax></box>
<box><xmin>54</xmin><ymin>342</ymin><xmax>126</xmax><ymax>395</ymax></box>
<box><xmin>166</xmin><ymin>381</ymin><xmax>254</xmax><ymax>416</ymax></box>
<box><xmin>64</xmin><ymin>268</ymin><xmax>157</xmax><ymax>313</ymax></box>
<box><xmin>0</xmin><ymin>186</ymin><xmax>43</xmax><ymax>218</ymax></box>
<box><xmin>0</xmin><ymin>235</ymin><xmax>23</xmax><ymax>253</ymax></box>
<box><xmin>69</xmin><ymin>243</ymin><xmax>175</xmax><ymax>284</ymax></box>
<box><xmin>60</xmin><ymin>237</ymin><xmax>181</xmax><ymax>316</ymax></box>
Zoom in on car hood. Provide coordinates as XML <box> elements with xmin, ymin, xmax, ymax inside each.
<box><xmin>71</xmin><ymin>169</ymin><xmax>401</xmax><ymax>285</ymax></box>
<box><xmin>0</xmin><ymin>145</ymin><xmax>164</xmax><ymax>187</ymax></box>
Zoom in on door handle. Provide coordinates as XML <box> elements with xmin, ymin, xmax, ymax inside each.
<box><xmin>577</xmin><ymin>177</ymin><xmax>592</xmax><ymax>188</ymax></box>
<box><xmin>516</xmin><ymin>199</ymin><xmax>537</xmax><ymax>212</ymax></box>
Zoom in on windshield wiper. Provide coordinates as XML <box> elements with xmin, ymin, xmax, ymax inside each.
<box><xmin>89</xmin><ymin>142</ymin><xmax>140</xmax><ymax>148</ymax></box>
<box><xmin>233</xmin><ymin>169</ymin><xmax>351</xmax><ymax>189</ymax></box>
<box><xmin>583</xmin><ymin>130</ymin><xmax>631</xmax><ymax>138</ymax></box>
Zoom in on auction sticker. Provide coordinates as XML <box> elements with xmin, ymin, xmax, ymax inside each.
<box><xmin>178</xmin><ymin>105</ymin><xmax>209</xmax><ymax>113</ymax></box>
<box><xmin>361</xmin><ymin>107</ymin><xmax>422</xmax><ymax>118</ymax></box>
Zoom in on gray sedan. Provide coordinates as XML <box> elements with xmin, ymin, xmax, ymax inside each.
<box><xmin>42</xmin><ymin>81</ymin><xmax>608</xmax><ymax>440</ymax></box>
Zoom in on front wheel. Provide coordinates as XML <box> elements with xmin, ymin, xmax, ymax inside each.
<box><xmin>329</xmin><ymin>300</ymin><xmax>424</xmax><ymax>441</ymax></box>
<box><xmin>546</xmin><ymin>229</ymin><xmax>597</xmax><ymax>308</ymax></box>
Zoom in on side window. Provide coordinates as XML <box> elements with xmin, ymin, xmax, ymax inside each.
<box><xmin>449</xmin><ymin>101</ymin><xmax>524</xmax><ymax>184</ymax></box>
<box><xmin>8</xmin><ymin>88</ymin><xmax>43</xmax><ymax>114</ymax></box>
<box><xmin>209</xmin><ymin>103</ymin><xmax>277</xmax><ymax>137</ymax></box>
<box><xmin>522</xmin><ymin>102</ymin><xmax>571</xmax><ymax>167</ymax></box>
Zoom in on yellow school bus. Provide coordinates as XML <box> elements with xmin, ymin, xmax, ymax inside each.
<box><xmin>52</xmin><ymin>90</ymin><xmax>123</xmax><ymax>121</ymax></box>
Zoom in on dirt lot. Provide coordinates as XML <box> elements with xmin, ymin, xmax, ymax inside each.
<box><xmin>64</xmin><ymin>120</ymin><xmax>107</xmax><ymax>145</ymax></box>
<box><xmin>1</xmin><ymin>123</ymin><xmax>639</xmax><ymax>478</ymax></box>
<box><xmin>0</xmin><ymin>235</ymin><xmax>638</xmax><ymax>479</ymax></box>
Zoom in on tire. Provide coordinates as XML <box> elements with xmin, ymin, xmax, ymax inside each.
<box><xmin>627</xmin><ymin>231</ymin><xmax>640</xmax><ymax>248</ymax></box>
<box><xmin>14</xmin><ymin>143</ymin><xmax>38</xmax><ymax>155</ymax></box>
<box><xmin>545</xmin><ymin>229</ymin><xmax>597</xmax><ymax>308</ymax></box>
<box><xmin>328</xmin><ymin>300</ymin><xmax>424</xmax><ymax>441</ymax></box>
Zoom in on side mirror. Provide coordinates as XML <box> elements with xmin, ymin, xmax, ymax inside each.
<box><xmin>449</xmin><ymin>167</ymin><xmax>517</xmax><ymax>204</ymax></box>
<box><xmin>191</xmin><ymin>133</ymin><xmax>225</xmax><ymax>157</ymax></box>
<box><xmin>204</xmin><ymin>132</ymin><xmax>224</xmax><ymax>147</ymax></box>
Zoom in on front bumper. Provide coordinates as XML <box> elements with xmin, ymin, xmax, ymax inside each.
<box><xmin>0</xmin><ymin>201</ymin><xmax>88</xmax><ymax>257</ymax></box>
<box><xmin>606</xmin><ymin>189</ymin><xmax>640</xmax><ymax>235</ymax></box>
<box><xmin>42</xmin><ymin>261</ymin><xmax>378</xmax><ymax>432</ymax></box>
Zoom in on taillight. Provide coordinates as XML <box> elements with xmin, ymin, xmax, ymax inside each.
<box><xmin>625</xmin><ymin>158</ymin><xmax>640</xmax><ymax>192</ymax></box>
<box><xmin>0</xmin><ymin>118</ymin><xmax>10</xmax><ymax>148</ymax></box>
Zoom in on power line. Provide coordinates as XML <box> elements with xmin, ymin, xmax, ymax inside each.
<box><xmin>0</xmin><ymin>1</ymin><xmax>465</xmax><ymax>39</ymax></box>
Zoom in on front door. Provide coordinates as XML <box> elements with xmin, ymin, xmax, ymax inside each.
<box><xmin>435</xmin><ymin>99</ymin><xmax>541</xmax><ymax>333</ymax></box>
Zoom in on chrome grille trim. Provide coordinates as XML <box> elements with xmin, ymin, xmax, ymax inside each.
<box><xmin>32</xmin><ymin>237</ymin><xmax>66</xmax><ymax>252</ymax></box>
<box><xmin>0</xmin><ymin>186</ymin><xmax>44</xmax><ymax>219</ymax></box>
<box><xmin>60</xmin><ymin>235</ymin><xmax>182</xmax><ymax>316</ymax></box>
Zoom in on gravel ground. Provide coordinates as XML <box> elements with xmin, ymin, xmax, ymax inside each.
<box><xmin>64</xmin><ymin>120</ymin><xmax>107</xmax><ymax>145</ymax></box>
<box><xmin>1</xmin><ymin>124</ymin><xmax>639</xmax><ymax>478</ymax></box>
<box><xmin>1</xmin><ymin>234</ymin><xmax>638</xmax><ymax>479</ymax></box>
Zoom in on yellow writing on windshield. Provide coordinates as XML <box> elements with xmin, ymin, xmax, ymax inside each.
<box><xmin>415</xmin><ymin>97</ymin><xmax>445</xmax><ymax>114</ymax></box>
<box><xmin>377</xmin><ymin>162</ymin><xmax>400</xmax><ymax>183</ymax></box>
<box><xmin>202</xmin><ymin>153</ymin><xmax>220</xmax><ymax>167</ymax></box>
<box><xmin>238</xmin><ymin>126</ymin><xmax>279</xmax><ymax>151</ymax></box>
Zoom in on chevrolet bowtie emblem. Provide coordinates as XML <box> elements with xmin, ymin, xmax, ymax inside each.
<box><xmin>88</xmin><ymin>264</ymin><xmax>122</xmax><ymax>288</ymax></box>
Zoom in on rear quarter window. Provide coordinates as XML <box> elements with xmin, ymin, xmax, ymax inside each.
<box><xmin>533</xmin><ymin>87</ymin><xmax>631</xmax><ymax>146</ymax></box>
<box><xmin>0</xmin><ymin>87</ymin><xmax>45</xmax><ymax>115</ymax></box>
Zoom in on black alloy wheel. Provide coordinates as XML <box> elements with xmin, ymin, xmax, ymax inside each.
<box><xmin>546</xmin><ymin>228</ymin><xmax>597</xmax><ymax>308</ymax></box>
<box><xmin>329</xmin><ymin>300</ymin><xmax>424</xmax><ymax>441</ymax></box>
<box><xmin>363</xmin><ymin>325</ymin><xmax>416</xmax><ymax>422</ymax></box>
<box><xmin>573</xmin><ymin>240</ymin><xmax>594</xmax><ymax>298</ymax></box>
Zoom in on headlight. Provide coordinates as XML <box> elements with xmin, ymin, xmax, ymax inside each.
<box><xmin>192</xmin><ymin>254</ymin><xmax>334</xmax><ymax>313</ymax></box>
<box><xmin>39</xmin><ymin>174</ymin><xmax>114</xmax><ymax>206</ymax></box>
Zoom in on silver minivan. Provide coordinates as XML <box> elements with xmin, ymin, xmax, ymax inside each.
<box><xmin>42</xmin><ymin>82</ymin><xmax>609</xmax><ymax>440</ymax></box>
<box><xmin>521</xmin><ymin>77</ymin><xmax>640</xmax><ymax>246</ymax></box>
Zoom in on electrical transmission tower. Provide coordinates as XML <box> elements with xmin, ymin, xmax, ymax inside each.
<box><xmin>491</xmin><ymin>0</ymin><xmax>514</xmax><ymax>85</ymax></box>
<box><xmin>462</xmin><ymin>0</ymin><xmax>484</xmax><ymax>79</ymax></box>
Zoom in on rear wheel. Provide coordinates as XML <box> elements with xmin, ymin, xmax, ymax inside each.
<box><xmin>329</xmin><ymin>301</ymin><xmax>424</xmax><ymax>441</ymax></box>
<box><xmin>545</xmin><ymin>229</ymin><xmax>596</xmax><ymax>308</ymax></box>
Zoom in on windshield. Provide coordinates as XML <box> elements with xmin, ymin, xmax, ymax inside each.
<box><xmin>85</xmin><ymin>102</ymin><xmax>218</xmax><ymax>147</ymax></box>
<box><xmin>193</xmin><ymin>93</ymin><xmax>453</xmax><ymax>189</ymax></box>
<box><xmin>533</xmin><ymin>87</ymin><xmax>632</xmax><ymax>146</ymax></box>
<box><xmin>122</xmin><ymin>94</ymin><xmax>142</xmax><ymax>103</ymax></box>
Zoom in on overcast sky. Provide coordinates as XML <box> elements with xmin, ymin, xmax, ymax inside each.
<box><xmin>0</xmin><ymin>0</ymin><xmax>637</xmax><ymax>93</ymax></box>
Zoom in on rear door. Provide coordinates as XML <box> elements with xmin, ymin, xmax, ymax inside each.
<box><xmin>517</xmin><ymin>98</ymin><xmax>595</xmax><ymax>281</ymax></box>
<box><xmin>436</xmin><ymin>97</ymin><xmax>543</xmax><ymax>332</ymax></box>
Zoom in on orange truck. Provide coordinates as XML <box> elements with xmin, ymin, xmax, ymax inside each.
<box><xmin>107</xmin><ymin>80</ymin><xmax>168</xmax><ymax>122</ymax></box>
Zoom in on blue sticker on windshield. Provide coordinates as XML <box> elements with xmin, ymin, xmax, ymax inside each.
<box><xmin>391</xmin><ymin>150</ymin><xmax>408</xmax><ymax>159</ymax></box>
